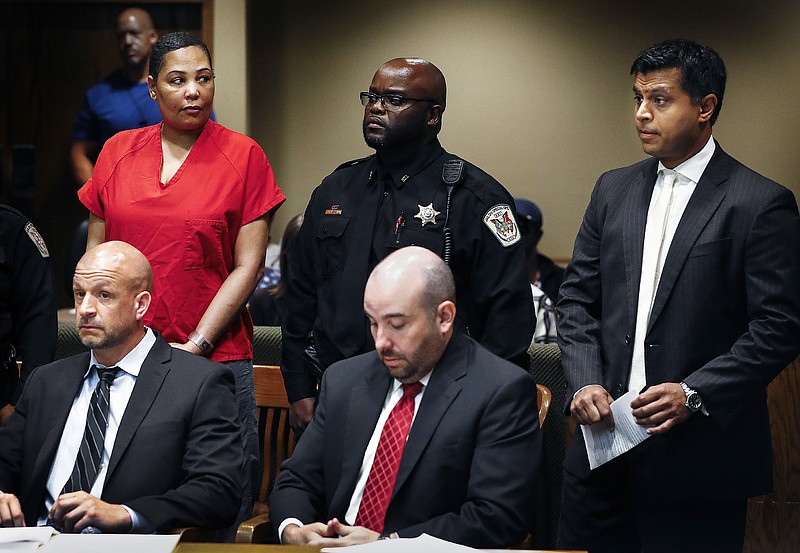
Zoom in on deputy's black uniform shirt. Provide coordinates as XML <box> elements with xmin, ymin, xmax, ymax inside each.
<box><xmin>282</xmin><ymin>140</ymin><xmax>534</xmax><ymax>402</ymax></box>
<box><xmin>0</xmin><ymin>205</ymin><xmax>56</xmax><ymax>407</ymax></box>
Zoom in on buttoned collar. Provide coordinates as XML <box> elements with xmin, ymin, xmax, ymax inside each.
<box><xmin>375</xmin><ymin>139</ymin><xmax>444</xmax><ymax>189</ymax></box>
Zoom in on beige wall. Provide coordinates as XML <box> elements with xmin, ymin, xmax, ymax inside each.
<box><xmin>213</xmin><ymin>0</ymin><xmax>248</xmax><ymax>134</ymax></box>
<box><xmin>246</xmin><ymin>0</ymin><xmax>800</xmax><ymax>260</ymax></box>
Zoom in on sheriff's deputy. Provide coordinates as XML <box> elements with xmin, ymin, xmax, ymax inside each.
<box><xmin>0</xmin><ymin>204</ymin><xmax>56</xmax><ymax>424</ymax></box>
<box><xmin>282</xmin><ymin>57</ymin><xmax>534</xmax><ymax>433</ymax></box>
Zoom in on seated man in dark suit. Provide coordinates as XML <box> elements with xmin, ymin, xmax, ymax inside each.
<box><xmin>0</xmin><ymin>241</ymin><xmax>242</xmax><ymax>533</ymax></box>
<box><xmin>269</xmin><ymin>246</ymin><xmax>541</xmax><ymax>548</ymax></box>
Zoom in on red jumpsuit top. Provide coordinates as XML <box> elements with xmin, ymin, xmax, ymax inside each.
<box><xmin>79</xmin><ymin>120</ymin><xmax>285</xmax><ymax>361</ymax></box>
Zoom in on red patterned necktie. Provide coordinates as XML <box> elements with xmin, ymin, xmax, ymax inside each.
<box><xmin>356</xmin><ymin>381</ymin><xmax>424</xmax><ymax>533</ymax></box>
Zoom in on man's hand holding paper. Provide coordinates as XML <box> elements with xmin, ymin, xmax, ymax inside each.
<box><xmin>630</xmin><ymin>382</ymin><xmax>691</xmax><ymax>435</ymax></box>
<box><xmin>580</xmin><ymin>390</ymin><xmax>652</xmax><ymax>469</ymax></box>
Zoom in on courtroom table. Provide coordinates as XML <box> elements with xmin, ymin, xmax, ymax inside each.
<box><xmin>175</xmin><ymin>545</ymin><xmax>585</xmax><ymax>553</ymax></box>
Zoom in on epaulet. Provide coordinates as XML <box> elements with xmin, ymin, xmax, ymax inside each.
<box><xmin>0</xmin><ymin>204</ymin><xmax>26</xmax><ymax>220</ymax></box>
<box><xmin>333</xmin><ymin>156</ymin><xmax>372</xmax><ymax>172</ymax></box>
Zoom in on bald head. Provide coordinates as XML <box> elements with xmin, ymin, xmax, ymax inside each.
<box><xmin>377</xmin><ymin>58</ymin><xmax>447</xmax><ymax>108</ymax></box>
<box><xmin>74</xmin><ymin>241</ymin><xmax>153</xmax><ymax>364</ymax></box>
<box><xmin>367</xmin><ymin>246</ymin><xmax>455</xmax><ymax>316</ymax></box>
<box><xmin>117</xmin><ymin>7</ymin><xmax>158</xmax><ymax>77</ymax></box>
<box><xmin>76</xmin><ymin>241</ymin><xmax>153</xmax><ymax>296</ymax></box>
<box><xmin>118</xmin><ymin>7</ymin><xmax>154</xmax><ymax>31</ymax></box>
<box><xmin>365</xmin><ymin>247</ymin><xmax>456</xmax><ymax>381</ymax></box>
<box><xmin>363</xmin><ymin>58</ymin><xmax>448</xmax><ymax>161</ymax></box>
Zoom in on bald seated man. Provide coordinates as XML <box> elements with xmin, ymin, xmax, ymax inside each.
<box><xmin>270</xmin><ymin>246</ymin><xmax>541</xmax><ymax>548</ymax></box>
<box><xmin>283</xmin><ymin>57</ymin><xmax>534</xmax><ymax>433</ymax></box>
<box><xmin>71</xmin><ymin>7</ymin><xmax>160</xmax><ymax>186</ymax></box>
<box><xmin>0</xmin><ymin>241</ymin><xmax>242</xmax><ymax>533</ymax></box>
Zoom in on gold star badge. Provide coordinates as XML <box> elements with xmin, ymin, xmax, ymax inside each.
<box><xmin>414</xmin><ymin>203</ymin><xmax>441</xmax><ymax>226</ymax></box>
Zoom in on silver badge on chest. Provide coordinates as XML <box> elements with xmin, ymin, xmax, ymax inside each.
<box><xmin>414</xmin><ymin>203</ymin><xmax>441</xmax><ymax>227</ymax></box>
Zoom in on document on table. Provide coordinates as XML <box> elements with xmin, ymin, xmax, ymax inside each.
<box><xmin>580</xmin><ymin>389</ymin><xmax>652</xmax><ymax>470</ymax></box>
<box><xmin>0</xmin><ymin>527</ymin><xmax>59</xmax><ymax>552</ymax></box>
<box><xmin>321</xmin><ymin>532</ymin><xmax>478</xmax><ymax>552</ymax></box>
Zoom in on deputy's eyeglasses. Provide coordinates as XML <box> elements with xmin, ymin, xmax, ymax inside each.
<box><xmin>359</xmin><ymin>91</ymin><xmax>437</xmax><ymax>110</ymax></box>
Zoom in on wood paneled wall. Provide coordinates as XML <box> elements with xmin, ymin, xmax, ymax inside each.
<box><xmin>744</xmin><ymin>356</ymin><xmax>800</xmax><ymax>553</ymax></box>
<box><xmin>0</xmin><ymin>1</ymin><xmax>208</xmax><ymax>308</ymax></box>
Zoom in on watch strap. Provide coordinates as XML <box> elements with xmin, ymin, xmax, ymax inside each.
<box><xmin>187</xmin><ymin>331</ymin><xmax>214</xmax><ymax>354</ymax></box>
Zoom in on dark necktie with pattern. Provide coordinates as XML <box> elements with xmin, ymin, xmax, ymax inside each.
<box><xmin>356</xmin><ymin>381</ymin><xmax>424</xmax><ymax>533</ymax></box>
<box><xmin>62</xmin><ymin>365</ymin><xmax>120</xmax><ymax>494</ymax></box>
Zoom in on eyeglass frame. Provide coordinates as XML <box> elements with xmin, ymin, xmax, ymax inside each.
<box><xmin>359</xmin><ymin>91</ymin><xmax>439</xmax><ymax>110</ymax></box>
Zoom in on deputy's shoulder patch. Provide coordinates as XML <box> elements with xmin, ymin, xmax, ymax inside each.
<box><xmin>482</xmin><ymin>204</ymin><xmax>521</xmax><ymax>247</ymax></box>
<box><xmin>333</xmin><ymin>156</ymin><xmax>372</xmax><ymax>172</ymax></box>
<box><xmin>25</xmin><ymin>222</ymin><xmax>50</xmax><ymax>258</ymax></box>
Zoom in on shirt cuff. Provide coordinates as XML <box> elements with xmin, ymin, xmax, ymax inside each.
<box><xmin>122</xmin><ymin>505</ymin><xmax>155</xmax><ymax>534</ymax></box>
<box><xmin>278</xmin><ymin>518</ymin><xmax>304</xmax><ymax>544</ymax></box>
<box><xmin>573</xmin><ymin>383</ymin><xmax>603</xmax><ymax>399</ymax></box>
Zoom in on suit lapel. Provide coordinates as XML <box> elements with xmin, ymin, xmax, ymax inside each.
<box><xmin>391</xmin><ymin>335</ymin><xmax>467</xmax><ymax>499</ymax></box>
<box><xmin>623</xmin><ymin>159</ymin><xmax>658</xmax><ymax>329</ymax></box>
<box><xmin>27</xmin><ymin>356</ymin><xmax>89</xmax><ymax>502</ymax></box>
<box><xmin>106</xmin><ymin>336</ymin><xmax>172</xmax><ymax>478</ymax></box>
<box><xmin>647</xmin><ymin>146</ymin><xmax>730</xmax><ymax>330</ymax></box>
<box><xmin>331</xmin><ymin>362</ymin><xmax>390</xmax><ymax>513</ymax></box>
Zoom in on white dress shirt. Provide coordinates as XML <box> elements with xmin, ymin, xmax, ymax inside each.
<box><xmin>40</xmin><ymin>327</ymin><xmax>157</xmax><ymax>531</ymax></box>
<box><xmin>278</xmin><ymin>370</ymin><xmax>432</xmax><ymax>541</ymax></box>
<box><xmin>628</xmin><ymin>136</ymin><xmax>715</xmax><ymax>392</ymax></box>
<box><xmin>531</xmin><ymin>283</ymin><xmax>558</xmax><ymax>345</ymax></box>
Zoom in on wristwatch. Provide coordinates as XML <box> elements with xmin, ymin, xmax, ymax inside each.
<box><xmin>680</xmin><ymin>381</ymin><xmax>702</xmax><ymax>413</ymax></box>
<box><xmin>187</xmin><ymin>331</ymin><xmax>214</xmax><ymax>355</ymax></box>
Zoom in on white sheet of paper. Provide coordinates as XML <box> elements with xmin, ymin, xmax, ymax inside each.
<box><xmin>39</xmin><ymin>533</ymin><xmax>180</xmax><ymax>553</ymax></box>
<box><xmin>321</xmin><ymin>533</ymin><xmax>478</xmax><ymax>552</ymax></box>
<box><xmin>580</xmin><ymin>389</ymin><xmax>652</xmax><ymax>470</ymax></box>
<box><xmin>0</xmin><ymin>527</ymin><xmax>59</xmax><ymax>551</ymax></box>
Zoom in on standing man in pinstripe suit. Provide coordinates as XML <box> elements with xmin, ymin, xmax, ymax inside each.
<box><xmin>557</xmin><ymin>39</ymin><xmax>800</xmax><ymax>553</ymax></box>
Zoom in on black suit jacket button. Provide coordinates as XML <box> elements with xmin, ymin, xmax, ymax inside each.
<box><xmin>624</xmin><ymin>334</ymin><xmax>631</xmax><ymax>345</ymax></box>
<box><xmin>616</xmin><ymin>383</ymin><xmax>624</xmax><ymax>393</ymax></box>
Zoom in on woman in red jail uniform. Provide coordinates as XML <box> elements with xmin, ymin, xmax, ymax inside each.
<box><xmin>78</xmin><ymin>32</ymin><xmax>285</xmax><ymax>537</ymax></box>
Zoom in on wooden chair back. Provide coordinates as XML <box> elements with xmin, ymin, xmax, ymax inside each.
<box><xmin>536</xmin><ymin>383</ymin><xmax>552</xmax><ymax>429</ymax></box>
<box><xmin>253</xmin><ymin>364</ymin><xmax>296</xmax><ymax>511</ymax></box>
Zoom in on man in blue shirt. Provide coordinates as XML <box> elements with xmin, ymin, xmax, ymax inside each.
<box><xmin>70</xmin><ymin>7</ymin><xmax>160</xmax><ymax>186</ymax></box>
